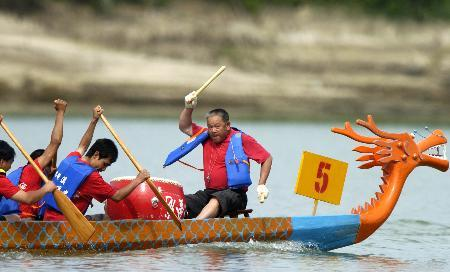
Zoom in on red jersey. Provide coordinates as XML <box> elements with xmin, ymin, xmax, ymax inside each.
<box><xmin>16</xmin><ymin>160</ymin><xmax>43</xmax><ymax>218</ymax></box>
<box><xmin>0</xmin><ymin>172</ymin><xmax>20</xmax><ymax>199</ymax></box>
<box><xmin>192</xmin><ymin>123</ymin><xmax>270</xmax><ymax>190</ymax></box>
<box><xmin>43</xmin><ymin>152</ymin><xmax>117</xmax><ymax>221</ymax></box>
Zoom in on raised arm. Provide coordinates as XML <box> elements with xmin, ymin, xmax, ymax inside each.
<box><xmin>76</xmin><ymin>105</ymin><xmax>103</xmax><ymax>155</ymax></box>
<box><xmin>37</xmin><ymin>99</ymin><xmax>67</xmax><ymax>168</ymax></box>
<box><xmin>179</xmin><ymin>108</ymin><xmax>194</xmax><ymax>136</ymax></box>
<box><xmin>179</xmin><ymin>91</ymin><xmax>198</xmax><ymax>136</ymax></box>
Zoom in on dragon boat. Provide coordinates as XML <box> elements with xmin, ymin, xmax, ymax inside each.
<box><xmin>0</xmin><ymin>116</ymin><xmax>447</xmax><ymax>252</ymax></box>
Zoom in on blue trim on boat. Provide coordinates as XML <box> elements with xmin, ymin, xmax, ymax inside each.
<box><xmin>289</xmin><ymin>215</ymin><xmax>360</xmax><ymax>251</ymax></box>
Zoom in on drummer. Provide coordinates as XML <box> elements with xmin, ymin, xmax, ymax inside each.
<box><xmin>166</xmin><ymin>92</ymin><xmax>272</xmax><ymax>219</ymax></box>
<box><xmin>42</xmin><ymin>105</ymin><xmax>150</xmax><ymax>221</ymax></box>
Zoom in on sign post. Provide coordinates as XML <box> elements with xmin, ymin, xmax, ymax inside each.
<box><xmin>295</xmin><ymin>151</ymin><xmax>348</xmax><ymax>215</ymax></box>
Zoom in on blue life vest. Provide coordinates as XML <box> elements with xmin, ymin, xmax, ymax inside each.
<box><xmin>163</xmin><ymin>128</ymin><xmax>209</xmax><ymax>167</ymax></box>
<box><xmin>43</xmin><ymin>155</ymin><xmax>95</xmax><ymax>213</ymax></box>
<box><xmin>164</xmin><ymin>129</ymin><xmax>252</xmax><ymax>188</ymax></box>
<box><xmin>0</xmin><ymin>167</ymin><xmax>22</xmax><ymax>215</ymax></box>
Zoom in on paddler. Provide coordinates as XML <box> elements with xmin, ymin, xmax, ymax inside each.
<box><xmin>164</xmin><ymin>92</ymin><xmax>272</xmax><ymax>219</ymax></box>
<box><xmin>42</xmin><ymin>105</ymin><xmax>150</xmax><ymax>221</ymax></box>
<box><xmin>2</xmin><ymin>99</ymin><xmax>67</xmax><ymax>220</ymax></box>
<box><xmin>0</xmin><ymin>138</ymin><xmax>57</xmax><ymax>221</ymax></box>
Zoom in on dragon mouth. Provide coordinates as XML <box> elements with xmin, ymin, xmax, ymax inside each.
<box><xmin>423</xmin><ymin>144</ymin><xmax>447</xmax><ymax>160</ymax></box>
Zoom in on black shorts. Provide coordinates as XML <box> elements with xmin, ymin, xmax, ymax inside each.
<box><xmin>185</xmin><ymin>188</ymin><xmax>248</xmax><ymax>219</ymax></box>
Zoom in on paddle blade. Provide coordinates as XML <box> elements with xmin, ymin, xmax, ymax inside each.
<box><xmin>53</xmin><ymin>190</ymin><xmax>95</xmax><ymax>242</ymax></box>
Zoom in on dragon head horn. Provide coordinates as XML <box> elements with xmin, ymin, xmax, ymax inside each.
<box><xmin>356</xmin><ymin>115</ymin><xmax>407</xmax><ymax>140</ymax></box>
<box><xmin>331</xmin><ymin>120</ymin><xmax>379</xmax><ymax>144</ymax></box>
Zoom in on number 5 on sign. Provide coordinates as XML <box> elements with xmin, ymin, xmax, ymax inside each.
<box><xmin>295</xmin><ymin>151</ymin><xmax>348</xmax><ymax>206</ymax></box>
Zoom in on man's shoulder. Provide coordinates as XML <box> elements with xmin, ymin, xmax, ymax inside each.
<box><xmin>86</xmin><ymin>170</ymin><xmax>102</xmax><ymax>181</ymax></box>
<box><xmin>22</xmin><ymin>159</ymin><xmax>41</xmax><ymax>173</ymax></box>
<box><xmin>191</xmin><ymin>122</ymin><xmax>206</xmax><ymax>134</ymax></box>
<box><xmin>0</xmin><ymin>175</ymin><xmax>11</xmax><ymax>184</ymax></box>
<box><xmin>237</xmin><ymin>130</ymin><xmax>257</xmax><ymax>142</ymax></box>
<box><xmin>67</xmin><ymin>151</ymin><xmax>82</xmax><ymax>158</ymax></box>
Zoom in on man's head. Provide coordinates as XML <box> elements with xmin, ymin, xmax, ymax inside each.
<box><xmin>85</xmin><ymin>138</ymin><xmax>118</xmax><ymax>172</ymax></box>
<box><xmin>205</xmin><ymin>108</ymin><xmax>231</xmax><ymax>144</ymax></box>
<box><xmin>0</xmin><ymin>140</ymin><xmax>15</xmax><ymax>172</ymax></box>
<box><xmin>30</xmin><ymin>149</ymin><xmax>45</xmax><ymax>161</ymax></box>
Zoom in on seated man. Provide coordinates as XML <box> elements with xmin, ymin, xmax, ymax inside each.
<box><xmin>0</xmin><ymin>139</ymin><xmax>56</xmax><ymax>221</ymax></box>
<box><xmin>43</xmin><ymin>105</ymin><xmax>150</xmax><ymax>221</ymax></box>
<box><xmin>165</xmin><ymin>92</ymin><xmax>272</xmax><ymax>219</ymax></box>
<box><xmin>5</xmin><ymin>99</ymin><xmax>67</xmax><ymax>220</ymax></box>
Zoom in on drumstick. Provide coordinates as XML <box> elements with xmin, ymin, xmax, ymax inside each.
<box><xmin>194</xmin><ymin>66</ymin><xmax>226</xmax><ymax>97</ymax></box>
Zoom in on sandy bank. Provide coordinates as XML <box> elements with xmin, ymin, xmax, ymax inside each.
<box><xmin>0</xmin><ymin>1</ymin><xmax>449</xmax><ymax>123</ymax></box>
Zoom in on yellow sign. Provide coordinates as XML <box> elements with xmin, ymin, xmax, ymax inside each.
<box><xmin>295</xmin><ymin>151</ymin><xmax>348</xmax><ymax>205</ymax></box>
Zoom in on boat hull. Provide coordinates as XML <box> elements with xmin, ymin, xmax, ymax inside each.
<box><xmin>0</xmin><ymin>215</ymin><xmax>360</xmax><ymax>252</ymax></box>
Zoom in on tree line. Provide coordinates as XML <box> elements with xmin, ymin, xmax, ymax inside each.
<box><xmin>0</xmin><ymin>0</ymin><xmax>449</xmax><ymax>21</ymax></box>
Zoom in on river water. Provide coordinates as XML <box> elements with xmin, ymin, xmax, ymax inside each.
<box><xmin>0</xmin><ymin>117</ymin><xmax>449</xmax><ymax>272</ymax></box>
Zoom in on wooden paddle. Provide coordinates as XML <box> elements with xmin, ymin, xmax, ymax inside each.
<box><xmin>100</xmin><ymin>114</ymin><xmax>183</xmax><ymax>230</ymax></box>
<box><xmin>193</xmin><ymin>66</ymin><xmax>226</xmax><ymax>97</ymax></box>
<box><xmin>0</xmin><ymin>118</ymin><xmax>95</xmax><ymax>242</ymax></box>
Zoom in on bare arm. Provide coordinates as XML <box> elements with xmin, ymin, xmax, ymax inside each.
<box><xmin>76</xmin><ymin>105</ymin><xmax>103</xmax><ymax>155</ymax></box>
<box><xmin>258</xmin><ymin>155</ymin><xmax>272</xmax><ymax>185</ymax></box>
<box><xmin>110</xmin><ymin>169</ymin><xmax>150</xmax><ymax>201</ymax></box>
<box><xmin>37</xmin><ymin>99</ymin><xmax>67</xmax><ymax>168</ymax></box>
<box><xmin>179</xmin><ymin>108</ymin><xmax>194</xmax><ymax>136</ymax></box>
<box><xmin>10</xmin><ymin>182</ymin><xmax>56</xmax><ymax>204</ymax></box>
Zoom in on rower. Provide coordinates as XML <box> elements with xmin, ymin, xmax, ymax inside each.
<box><xmin>4</xmin><ymin>99</ymin><xmax>67</xmax><ymax>220</ymax></box>
<box><xmin>0</xmin><ymin>138</ymin><xmax>57</xmax><ymax>221</ymax></box>
<box><xmin>42</xmin><ymin>105</ymin><xmax>150</xmax><ymax>221</ymax></box>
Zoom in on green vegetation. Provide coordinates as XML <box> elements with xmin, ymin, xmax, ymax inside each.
<box><xmin>220</xmin><ymin>0</ymin><xmax>450</xmax><ymax>21</ymax></box>
<box><xmin>1</xmin><ymin>0</ymin><xmax>450</xmax><ymax>21</ymax></box>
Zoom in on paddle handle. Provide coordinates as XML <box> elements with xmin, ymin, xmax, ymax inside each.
<box><xmin>0</xmin><ymin>120</ymin><xmax>95</xmax><ymax>242</ymax></box>
<box><xmin>1</xmin><ymin>122</ymin><xmax>51</xmax><ymax>184</ymax></box>
<box><xmin>312</xmin><ymin>199</ymin><xmax>319</xmax><ymax>216</ymax></box>
<box><xmin>100</xmin><ymin>115</ymin><xmax>183</xmax><ymax>230</ymax></box>
<box><xmin>194</xmin><ymin>66</ymin><xmax>226</xmax><ymax>97</ymax></box>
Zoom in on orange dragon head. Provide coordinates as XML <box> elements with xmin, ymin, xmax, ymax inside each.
<box><xmin>332</xmin><ymin>115</ymin><xmax>448</xmax><ymax>242</ymax></box>
<box><xmin>332</xmin><ymin>115</ymin><xmax>448</xmax><ymax>172</ymax></box>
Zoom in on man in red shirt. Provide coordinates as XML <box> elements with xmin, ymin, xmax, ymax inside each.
<box><xmin>7</xmin><ymin>99</ymin><xmax>67</xmax><ymax>219</ymax></box>
<box><xmin>43</xmin><ymin>105</ymin><xmax>150</xmax><ymax>221</ymax></box>
<box><xmin>0</xmin><ymin>139</ymin><xmax>57</xmax><ymax>221</ymax></box>
<box><xmin>178</xmin><ymin>92</ymin><xmax>272</xmax><ymax>219</ymax></box>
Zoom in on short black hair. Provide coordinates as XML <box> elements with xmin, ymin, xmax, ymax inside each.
<box><xmin>206</xmin><ymin>108</ymin><xmax>230</xmax><ymax>123</ymax></box>
<box><xmin>30</xmin><ymin>149</ymin><xmax>45</xmax><ymax>160</ymax></box>
<box><xmin>85</xmin><ymin>138</ymin><xmax>118</xmax><ymax>163</ymax></box>
<box><xmin>0</xmin><ymin>140</ymin><xmax>15</xmax><ymax>161</ymax></box>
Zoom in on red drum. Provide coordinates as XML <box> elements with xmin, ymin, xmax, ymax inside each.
<box><xmin>105</xmin><ymin>176</ymin><xmax>186</xmax><ymax>220</ymax></box>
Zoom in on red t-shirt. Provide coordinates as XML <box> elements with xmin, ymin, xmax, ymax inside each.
<box><xmin>43</xmin><ymin>152</ymin><xmax>117</xmax><ymax>221</ymax></box>
<box><xmin>0</xmin><ymin>172</ymin><xmax>20</xmax><ymax>199</ymax></box>
<box><xmin>192</xmin><ymin>123</ymin><xmax>270</xmax><ymax>190</ymax></box>
<box><xmin>15</xmin><ymin>160</ymin><xmax>43</xmax><ymax>218</ymax></box>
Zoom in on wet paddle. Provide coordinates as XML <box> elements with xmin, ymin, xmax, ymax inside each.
<box><xmin>100</xmin><ymin>114</ymin><xmax>183</xmax><ymax>230</ymax></box>
<box><xmin>194</xmin><ymin>66</ymin><xmax>226</xmax><ymax>97</ymax></box>
<box><xmin>0</xmin><ymin>118</ymin><xmax>95</xmax><ymax>242</ymax></box>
